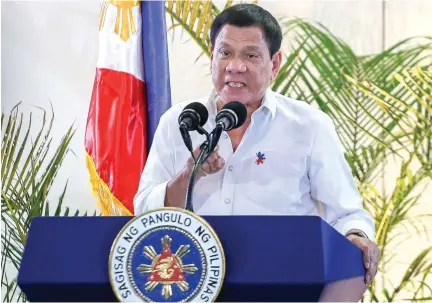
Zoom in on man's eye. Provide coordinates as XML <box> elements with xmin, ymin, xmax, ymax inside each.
<box><xmin>220</xmin><ymin>50</ymin><xmax>230</xmax><ymax>56</ymax></box>
<box><xmin>247</xmin><ymin>53</ymin><xmax>259</xmax><ymax>59</ymax></box>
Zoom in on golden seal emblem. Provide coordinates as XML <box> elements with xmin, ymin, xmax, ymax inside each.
<box><xmin>109</xmin><ymin>208</ymin><xmax>226</xmax><ymax>302</ymax></box>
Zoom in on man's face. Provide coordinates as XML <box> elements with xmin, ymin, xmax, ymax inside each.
<box><xmin>210</xmin><ymin>24</ymin><xmax>281</xmax><ymax>106</ymax></box>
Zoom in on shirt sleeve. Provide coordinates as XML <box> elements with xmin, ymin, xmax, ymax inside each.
<box><xmin>308</xmin><ymin>113</ymin><xmax>376</xmax><ymax>241</ymax></box>
<box><xmin>133</xmin><ymin>111</ymin><xmax>176</xmax><ymax>215</ymax></box>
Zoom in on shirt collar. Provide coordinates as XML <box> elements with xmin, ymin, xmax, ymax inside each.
<box><xmin>205</xmin><ymin>87</ymin><xmax>277</xmax><ymax>120</ymax></box>
<box><xmin>261</xmin><ymin>88</ymin><xmax>277</xmax><ymax>119</ymax></box>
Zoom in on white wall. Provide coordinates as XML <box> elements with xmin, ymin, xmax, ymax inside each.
<box><xmin>2</xmin><ymin>1</ymin><xmax>100</xmax><ymax>213</ymax></box>
<box><xmin>2</xmin><ymin>0</ymin><xmax>432</xmax><ymax>297</ymax></box>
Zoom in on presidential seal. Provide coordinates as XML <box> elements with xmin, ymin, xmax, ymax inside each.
<box><xmin>109</xmin><ymin>208</ymin><xmax>225</xmax><ymax>302</ymax></box>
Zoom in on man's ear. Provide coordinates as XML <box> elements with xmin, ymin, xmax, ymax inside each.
<box><xmin>270</xmin><ymin>50</ymin><xmax>283</xmax><ymax>81</ymax></box>
<box><xmin>210</xmin><ymin>47</ymin><xmax>214</xmax><ymax>71</ymax></box>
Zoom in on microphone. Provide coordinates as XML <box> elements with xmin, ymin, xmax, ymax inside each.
<box><xmin>178</xmin><ymin>102</ymin><xmax>209</xmax><ymax>153</ymax></box>
<box><xmin>208</xmin><ymin>101</ymin><xmax>247</xmax><ymax>153</ymax></box>
<box><xmin>215</xmin><ymin>101</ymin><xmax>247</xmax><ymax>131</ymax></box>
<box><xmin>178</xmin><ymin>102</ymin><xmax>209</xmax><ymax>131</ymax></box>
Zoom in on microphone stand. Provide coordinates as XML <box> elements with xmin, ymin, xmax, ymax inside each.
<box><xmin>207</xmin><ymin>124</ymin><xmax>223</xmax><ymax>159</ymax></box>
<box><xmin>184</xmin><ymin>125</ymin><xmax>211</xmax><ymax>212</ymax></box>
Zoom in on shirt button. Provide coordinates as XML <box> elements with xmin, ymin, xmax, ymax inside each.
<box><xmin>223</xmin><ymin>134</ymin><xmax>228</xmax><ymax>139</ymax></box>
<box><xmin>228</xmin><ymin>165</ymin><xmax>234</xmax><ymax>171</ymax></box>
<box><xmin>225</xmin><ymin>199</ymin><xmax>231</xmax><ymax>204</ymax></box>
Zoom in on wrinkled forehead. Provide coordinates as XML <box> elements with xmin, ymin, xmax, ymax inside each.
<box><xmin>214</xmin><ymin>24</ymin><xmax>268</xmax><ymax>49</ymax></box>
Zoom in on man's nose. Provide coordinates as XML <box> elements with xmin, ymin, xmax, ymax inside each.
<box><xmin>226</xmin><ymin>57</ymin><xmax>247</xmax><ymax>73</ymax></box>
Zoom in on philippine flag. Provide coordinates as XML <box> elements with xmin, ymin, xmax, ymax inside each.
<box><xmin>85</xmin><ymin>1</ymin><xmax>171</xmax><ymax>216</ymax></box>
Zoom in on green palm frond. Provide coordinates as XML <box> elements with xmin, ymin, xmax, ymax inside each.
<box><xmin>363</xmin><ymin>37</ymin><xmax>432</xmax><ymax>88</ymax></box>
<box><xmin>375</xmin><ymin>167</ymin><xmax>428</xmax><ymax>255</ymax></box>
<box><xmin>349</xmin><ymin>67</ymin><xmax>431</xmax><ymax>302</ymax></box>
<box><xmin>391</xmin><ymin>246</ymin><xmax>432</xmax><ymax>301</ymax></box>
<box><xmin>165</xmin><ymin>0</ymin><xmax>225</xmax><ymax>60</ymax></box>
<box><xmin>1</xmin><ymin>104</ymin><xmax>96</xmax><ymax>302</ymax></box>
<box><xmin>165</xmin><ymin>0</ymin><xmax>213</xmax><ymax>58</ymax></box>
<box><xmin>165</xmin><ymin>0</ymin><xmax>258</xmax><ymax>61</ymax></box>
<box><xmin>348</xmin><ymin>66</ymin><xmax>432</xmax><ymax>168</ymax></box>
<box><xmin>367</xmin><ymin>247</ymin><xmax>432</xmax><ymax>302</ymax></box>
<box><xmin>275</xmin><ymin>18</ymin><xmax>432</xmax><ymax>184</ymax></box>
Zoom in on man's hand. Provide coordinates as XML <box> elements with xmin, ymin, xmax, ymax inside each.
<box><xmin>164</xmin><ymin>144</ymin><xmax>225</xmax><ymax>208</ymax></box>
<box><xmin>186</xmin><ymin>145</ymin><xmax>225</xmax><ymax>180</ymax></box>
<box><xmin>346</xmin><ymin>233</ymin><xmax>380</xmax><ymax>285</ymax></box>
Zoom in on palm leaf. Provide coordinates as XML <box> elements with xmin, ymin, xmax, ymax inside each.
<box><xmin>276</xmin><ymin>19</ymin><xmax>432</xmax><ymax>185</ymax></box>
<box><xmin>1</xmin><ymin>104</ymin><xmax>96</xmax><ymax>302</ymax></box>
<box><xmin>165</xmin><ymin>0</ymin><xmax>222</xmax><ymax>59</ymax></box>
<box><xmin>348</xmin><ymin>66</ymin><xmax>432</xmax><ymax>172</ymax></box>
<box><xmin>390</xmin><ymin>246</ymin><xmax>432</xmax><ymax>301</ymax></box>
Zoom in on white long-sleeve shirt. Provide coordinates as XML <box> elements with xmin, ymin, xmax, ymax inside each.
<box><xmin>133</xmin><ymin>88</ymin><xmax>376</xmax><ymax>240</ymax></box>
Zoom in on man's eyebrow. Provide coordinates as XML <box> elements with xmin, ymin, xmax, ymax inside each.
<box><xmin>217</xmin><ymin>43</ymin><xmax>263</xmax><ymax>52</ymax></box>
<box><xmin>244</xmin><ymin>45</ymin><xmax>262</xmax><ymax>52</ymax></box>
<box><xmin>217</xmin><ymin>42</ymin><xmax>231</xmax><ymax>48</ymax></box>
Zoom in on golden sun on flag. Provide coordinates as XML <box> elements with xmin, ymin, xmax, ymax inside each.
<box><xmin>99</xmin><ymin>0</ymin><xmax>140</xmax><ymax>42</ymax></box>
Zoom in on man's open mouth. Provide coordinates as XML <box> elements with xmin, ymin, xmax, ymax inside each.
<box><xmin>226</xmin><ymin>81</ymin><xmax>246</xmax><ymax>88</ymax></box>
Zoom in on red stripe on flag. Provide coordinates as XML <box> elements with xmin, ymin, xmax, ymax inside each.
<box><xmin>85</xmin><ymin>68</ymin><xmax>147</xmax><ymax>214</ymax></box>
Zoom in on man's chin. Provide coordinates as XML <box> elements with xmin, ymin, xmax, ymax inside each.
<box><xmin>218</xmin><ymin>90</ymin><xmax>250</xmax><ymax>103</ymax></box>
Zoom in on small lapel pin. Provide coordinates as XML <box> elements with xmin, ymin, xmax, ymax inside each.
<box><xmin>255</xmin><ymin>151</ymin><xmax>266</xmax><ymax>165</ymax></box>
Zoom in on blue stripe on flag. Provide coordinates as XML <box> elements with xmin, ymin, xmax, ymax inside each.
<box><xmin>142</xmin><ymin>1</ymin><xmax>172</xmax><ymax>150</ymax></box>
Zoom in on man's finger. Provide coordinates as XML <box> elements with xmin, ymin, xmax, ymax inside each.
<box><xmin>365</xmin><ymin>263</ymin><xmax>374</xmax><ymax>284</ymax></box>
<box><xmin>209</xmin><ymin>157</ymin><xmax>224</xmax><ymax>171</ymax></box>
<box><xmin>370</xmin><ymin>247</ymin><xmax>379</xmax><ymax>266</ymax></box>
<box><xmin>363</xmin><ymin>245</ymin><xmax>371</xmax><ymax>269</ymax></box>
<box><xmin>202</xmin><ymin>156</ymin><xmax>225</xmax><ymax>173</ymax></box>
<box><xmin>365</xmin><ymin>246</ymin><xmax>380</xmax><ymax>285</ymax></box>
<box><xmin>362</xmin><ymin>245</ymin><xmax>371</xmax><ymax>284</ymax></box>
<box><xmin>375</xmin><ymin>247</ymin><xmax>381</xmax><ymax>263</ymax></box>
<box><xmin>208</xmin><ymin>157</ymin><xmax>222</xmax><ymax>171</ymax></box>
<box><xmin>201</xmin><ymin>158</ymin><xmax>216</xmax><ymax>171</ymax></box>
<box><xmin>203</xmin><ymin>145</ymin><xmax>219</xmax><ymax>158</ymax></box>
<box><xmin>207</xmin><ymin>151</ymin><xmax>219</xmax><ymax>162</ymax></box>
<box><xmin>371</xmin><ymin>248</ymin><xmax>379</xmax><ymax>274</ymax></box>
<box><xmin>217</xmin><ymin>157</ymin><xmax>225</xmax><ymax>169</ymax></box>
<box><xmin>202</xmin><ymin>160</ymin><xmax>213</xmax><ymax>171</ymax></box>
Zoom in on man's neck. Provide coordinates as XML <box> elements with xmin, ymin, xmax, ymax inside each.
<box><xmin>216</xmin><ymin>98</ymin><xmax>262</xmax><ymax>119</ymax></box>
<box><xmin>216</xmin><ymin>97</ymin><xmax>263</xmax><ymax>152</ymax></box>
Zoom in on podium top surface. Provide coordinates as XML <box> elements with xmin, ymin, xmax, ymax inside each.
<box><xmin>18</xmin><ymin>215</ymin><xmax>364</xmax><ymax>288</ymax></box>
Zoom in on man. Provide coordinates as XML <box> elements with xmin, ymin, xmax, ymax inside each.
<box><xmin>134</xmin><ymin>4</ymin><xmax>379</xmax><ymax>285</ymax></box>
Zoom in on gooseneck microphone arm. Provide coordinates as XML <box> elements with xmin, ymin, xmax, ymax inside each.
<box><xmin>179</xmin><ymin>124</ymin><xmax>194</xmax><ymax>158</ymax></box>
<box><xmin>201</xmin><ymin>125</ymin><xmax>223</xmax><ymax>164</ymax></box>
<box><xmin>197</xmin><ymin>125</ymin><xmax>211</xmax><ymax>144</ymax></box>
<box><xmin>208</xmin><ymin>125</ymin><xmax>223</xmax><ymax>154</ymax></box>
<box><xmin>184</xmin><ymin>141</ymin><xmax>209</xmax><ymax>212</ymax></box>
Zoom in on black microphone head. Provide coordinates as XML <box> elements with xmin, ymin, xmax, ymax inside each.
<box><xmin>219</xmin><ymin>101</ymin><xmax>247</xmax><ymax>129</ymax></box>
<box><xmin>178</xmin><ymin>102</ymin><xmax>209</xmax><ymax>130</ymax></box>
<box><xmin>184</xmin><ymin>102</ymin><xmax>209</xmax><ymax>126</ymax></box>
